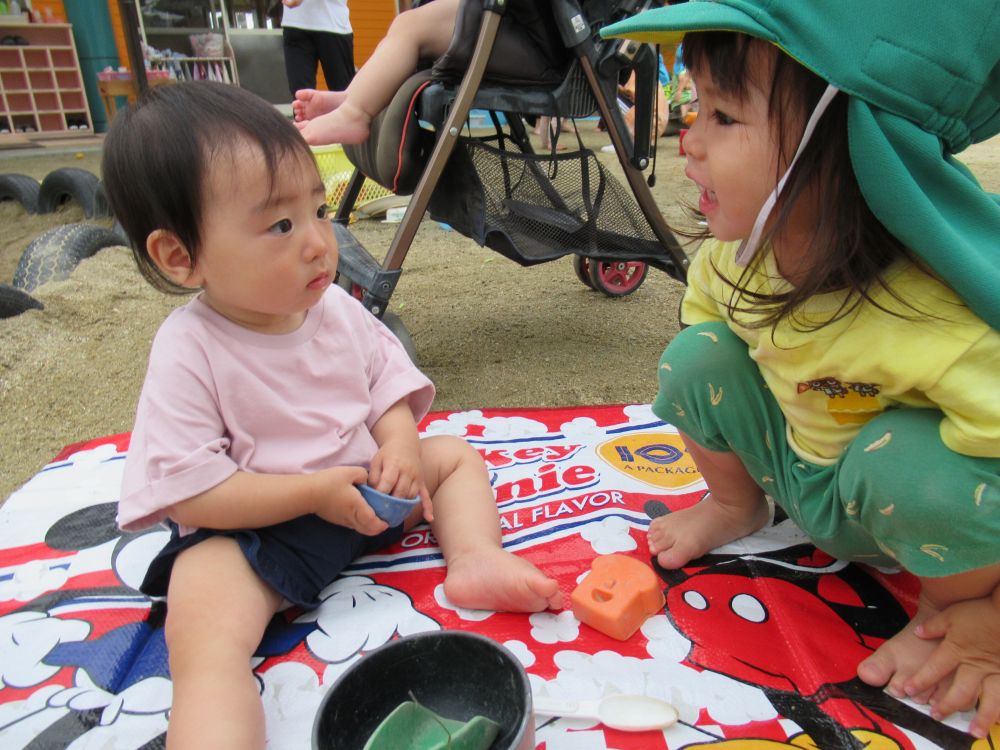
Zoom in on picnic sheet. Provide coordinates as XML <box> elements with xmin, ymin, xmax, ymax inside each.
<box><xmin>0</xmin><ymin>405</ymin><xmax>994</xmax><ymax>750</ymax></box>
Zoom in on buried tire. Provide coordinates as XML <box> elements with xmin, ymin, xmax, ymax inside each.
<box><xmin>0</xmin><ymin>173</ymin><xmax>41</xmax><ymax>213</ymax></box>
<box><xmin>13</xmin><ymin>223</ymin><xmax>125</xmax><ymax>292</ymax></box>
<box><xmin>36</xmin><ymin>168</ymin><xmax>105</xmax><ymax>218</ymax></box>
<box><xmin>94</xmin><ymin>181</ymin><xmax>113</xmax><ymax>219</ymax></box>
<box><xmin>0</xmin><ymin>283</ymin><xmax>43</xmax><ymax>318</ymax></box>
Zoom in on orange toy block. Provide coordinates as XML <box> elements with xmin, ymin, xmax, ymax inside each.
<box><xmin>570</xmin><ymin>554</ymin><xmax>666</xmax><ymax>641</ymax></box>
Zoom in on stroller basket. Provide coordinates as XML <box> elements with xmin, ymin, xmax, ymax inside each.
<box><xmin>428</xmin><ymin>136</ymin><xmax>665</xmax><ymax>266</ymax></box>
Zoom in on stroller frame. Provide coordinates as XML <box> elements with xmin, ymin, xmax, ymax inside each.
<box><xmin>331</xmin><ymin>0</ymin><xmax>689</xmax><ymax>352</ymax></box>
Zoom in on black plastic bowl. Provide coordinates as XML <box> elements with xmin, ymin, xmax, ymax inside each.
<box><xmin>312</xmin><ymin>630</ymin><xmax>534</xmax><ymax>750</ymax></box>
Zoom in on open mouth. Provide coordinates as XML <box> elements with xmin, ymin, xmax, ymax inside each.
<box><xmin>698</xmin><ymin>187</ymin><xmax>719</xmax><ymax>216</ymax></box>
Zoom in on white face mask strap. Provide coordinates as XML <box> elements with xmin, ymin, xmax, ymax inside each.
<box><xmin>735</xmin><ymin>83</ymin><xmax>841</xmax><ymax>267</ymax></box>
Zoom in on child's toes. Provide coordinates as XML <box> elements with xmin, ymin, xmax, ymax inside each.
<box><xmin>932</xmin><ymin>672</ymin><xmax>981</xmax><ymax>718</ymax></box>
<box><xmin>904</xmin><ymin>686</ymin><xmax>934</xmax><ymax>704</ymax></box>
<box><xmin>656</xmin><ymin>544</ymin><xmax>691</xmax><ymax>570</ymax></box>
<box><xmin>647</xmin><ymin>519</ymin><xmax>673</xmax><ymax>552</ymax></box>
<box><xmin>857</xmin><ymin>651</ymin><xmax>895</xmax><ymax>688</ymax></box>
<box><xmin>968</xmin><ymin>681</ymin><xmax>1000</xmax><ymax>739</ymax></box>
<box><xmin>532</xmin><ymin>576</ymin><xmax>563</xmax><ymax>609</ymax></box>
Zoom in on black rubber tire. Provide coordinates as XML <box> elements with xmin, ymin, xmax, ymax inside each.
<box><xmin>0</xmin><ymin>173</ymin><xmax>41</xmax><ymax>213</ymax></box>
<box><xmin>110</xmin><ymin>218</ymin><xmax>129</xmax><ymax>244</ymax></box>
<box><xmin>13</xmin><ymin>223</ymin><xmax>125</xmax><ymax>292</ymax></box>
<box><xmin>0</xmin><ymin>283</ymin><xmax>43</xmax><ymax>318</ymax></box>
<box><xmin>572</xmin><ymin>255</ymin><xmax>596</xmax><ymax>289</ymax></box>
<box><xmin>36</xmin><ymin>168</ymin><xmax>103</xmax><ymax>217</ymax></box>
<box><xmin>381</xmin><ymin>310</ymin><xmax>418</xmax><ymax>364</ymax></box>
<box><xmin>93</xmin><ymin>181</ymin><xmax>113</xmax><ymax>218</ymax></box>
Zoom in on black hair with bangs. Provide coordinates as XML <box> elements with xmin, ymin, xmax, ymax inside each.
<box><xmin>101</xmin><ymin>80</ymin><xmax>318</xmax><ymax>294</ymax></box>
<box><xmin>680</xmin><ymin>31</ymin><xmax>926</xmax><ymax>331</ymax></box>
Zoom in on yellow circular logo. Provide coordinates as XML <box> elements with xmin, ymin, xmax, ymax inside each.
<box><xmin>596</xmin><ymin>432</ymin><xmax>701</xmax><ymax>490</ymax></box>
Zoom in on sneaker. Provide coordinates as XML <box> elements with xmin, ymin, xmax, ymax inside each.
<box><xmin>600</xmin><ymin>143</ymin><xmax>616</xmax><ymax>154</ymax></box>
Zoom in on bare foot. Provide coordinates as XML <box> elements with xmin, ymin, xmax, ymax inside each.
<box><xmin>443</xmin><ymin>546</ymin><xmax>563</xmax><ymax>613</ymax></box>
<box><xmin>296</xmin><ymin>103</ymin><xmax>371</xmax><ymax>146</ymax></box>
<box><xmin>291</xmin><ymin>89</ymin><xmax>347</xmax><ymax>123</ymax></box>
<box><xmin>857</xmin><ymin>604</ymin><xmax>941</xmax><ymax>700</ymax></box>
<box><xmin>648</xmin><ymin>493</ymin><xmax>770</xmax><ymax>569</ymax></box>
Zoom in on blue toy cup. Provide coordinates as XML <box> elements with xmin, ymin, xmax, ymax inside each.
<box><xmin>357</xmin><ymin>484</ymin><xmax>420</xmax><ymax>527</ymax></box>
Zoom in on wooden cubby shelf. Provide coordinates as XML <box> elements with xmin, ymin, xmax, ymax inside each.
<box><xmin>0</xmin><ymin>23</ymin><xmax>92</xmax><ymax>138</ymax></box>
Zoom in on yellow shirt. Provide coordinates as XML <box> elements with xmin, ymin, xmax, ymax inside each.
<box><xmin>681</xmin><ymin>239</ymin><xmax>1000</xmax><ymax>464</ymax></box>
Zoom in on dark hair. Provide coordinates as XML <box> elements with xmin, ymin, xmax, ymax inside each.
<box><xmin>680</xmin><ymin>32</ymin><xmax>928</xmax><ymax>331</ymax></box>
<box><xmin>101</xmin><ymin>80</ymin><xmax>318</xmax><ymax>294</ymax></box>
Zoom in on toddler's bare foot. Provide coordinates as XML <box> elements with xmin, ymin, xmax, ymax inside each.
<box><xmin>296</xmin><ymin>103</ymin><xmax>371</xmax><ymax>145</ymax></box>
<box><xmin>857</xmin><ymin>604</ymin><xmax>941</xmax><ymax>700</ymax></box>
<box><xmin>444</xmin><ymin>546</ymin><xmax>563</xmax><ymax>613</ymax></box>
<box><xmin>648</xmin><ymin>493</ymin><xmax>770</xmax><ymax>569</ymax></box>
<box><xmin>291</xmin><ymin>89</ymin><xmax>347</xmax><ymax>122</ymax></box>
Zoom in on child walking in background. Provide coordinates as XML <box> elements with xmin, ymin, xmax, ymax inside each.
<box><xmin>102</xmin><ymin>80</ymin><xmax>562</xmax><ymax>749</ymax></box>
<box><xmin>604</xmin><ymin>0</ymin><xmax>1000</xmax><ymax>739</ymax></box>
<box><xmin>292</xmin><ymin>0</ymin><xmax>459</xmax><ymax>145</ymax></box>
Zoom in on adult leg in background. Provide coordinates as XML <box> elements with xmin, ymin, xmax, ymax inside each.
<box><xmin>283</xmin><ymin>26</ymin><xmax>320</xmax><ymax>96</ymax></box>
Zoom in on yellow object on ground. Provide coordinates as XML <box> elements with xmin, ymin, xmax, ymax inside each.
<box><xmin>311</xmin><ymin>145</ymin><xmax>394</xmax><ymax>211</ymax></box>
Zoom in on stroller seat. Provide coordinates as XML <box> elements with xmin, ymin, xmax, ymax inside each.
<box><xmin>333</xmin><ymin>0</ymin><xmax>688</xmax><ymax>358</ymax></box>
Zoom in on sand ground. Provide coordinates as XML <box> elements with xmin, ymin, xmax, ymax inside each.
<box><xmin>1</xmin><ymin>129</ymin><xmax>997</xmax><ymax>502</ymax></box>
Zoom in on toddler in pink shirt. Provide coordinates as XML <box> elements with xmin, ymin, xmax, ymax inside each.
<box><xmin>103</xmin><ymin>80</ymin><xmax>562</xmax><ymax>750</ymax></box>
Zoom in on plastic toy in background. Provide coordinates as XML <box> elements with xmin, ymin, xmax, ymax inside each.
<box><xmin>570</xmin><ymin>553</ymin><xmax>665</xmax><ymax>640</ymax></box>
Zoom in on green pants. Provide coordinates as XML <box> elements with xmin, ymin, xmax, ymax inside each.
<box><xmin>652</xmin><ymin>322</ymin><xmax>1000</xmax><ymax>577</ymax></box>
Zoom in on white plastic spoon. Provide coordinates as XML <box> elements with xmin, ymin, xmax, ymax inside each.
<box><xmin>533</xmin><ymin>694</ymin><xmax>679</xmax><ymax>732</ymax></box>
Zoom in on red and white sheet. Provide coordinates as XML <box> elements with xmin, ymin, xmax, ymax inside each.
<box><xmin>0</xmin><ymin>405</ymin><xmax>991</xmax><ymax>749</ymax></box>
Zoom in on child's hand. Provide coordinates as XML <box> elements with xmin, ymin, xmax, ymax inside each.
<box><xmin>369</xmin><ymin>441</ymin><xmax>433</xmax><ymax>523</ymax></box>
<box><xmin>311</xmin><ymin>465</ymin><xmax>388</xmax><ymax>536</ymax></box>
<box><xmin>909</xmin><ymin>595</ymin><xmax>1000</xmax><ymax>738</ymax></box>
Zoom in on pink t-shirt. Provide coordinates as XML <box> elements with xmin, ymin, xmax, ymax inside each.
<box><xmin>118</xmin><ymin>286</ymin><xmax>434</xmax><ymax>532</ymax></box>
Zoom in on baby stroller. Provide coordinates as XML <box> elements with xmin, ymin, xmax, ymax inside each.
<box><xmin>331</xmin><ymin>0</ymin><xmax>689</xmax><ymax>354</ymax></box>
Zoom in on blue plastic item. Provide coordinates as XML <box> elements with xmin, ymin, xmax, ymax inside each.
<box><xmin>358</xmin><ymin>484</ymin><xmax>419</xmax><ymax>526</ymax></box>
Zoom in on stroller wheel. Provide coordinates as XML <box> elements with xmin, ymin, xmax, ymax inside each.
<box><xmin>588</xmin><ymin>259</ymin><xmax>649</xmax><ymax>297</ymax></box>
<box><xmin>572</xmin><ymin>255</ymin><xmax>596</xmax><ymax>289</ymax></box>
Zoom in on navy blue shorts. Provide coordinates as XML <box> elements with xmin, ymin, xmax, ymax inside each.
<box><xmin>140</xmin><ymin>514</ymin><xmax>406</xmax><ymax>609</ymax></box>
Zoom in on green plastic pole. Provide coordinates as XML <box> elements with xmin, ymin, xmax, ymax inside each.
<box><xmin>63</xmin><ymin>0</ymin><xmax>121</xmax><ymax>132</ymax></box>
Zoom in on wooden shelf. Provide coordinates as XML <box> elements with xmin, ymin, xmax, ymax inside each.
<box><xmin>0</xmin><ymin>23</ymin><xmax>92</xmax><ymax>138</ymax></box>
<box><xmin>136</xmin><ymin>0</ymin><xmax>239</xmax><ymax>87</ymax></box>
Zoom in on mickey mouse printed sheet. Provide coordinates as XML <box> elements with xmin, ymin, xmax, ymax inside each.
<box><xmin>1</xmin><ymin>405</ymin><xmax>995</xmax><ymax>749</ymax></box>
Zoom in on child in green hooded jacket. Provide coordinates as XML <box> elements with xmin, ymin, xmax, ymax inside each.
<box><xmin>603</xmin><ymin>0</ymin><xmax>1000</xmax><ymax>739</ymax></box>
